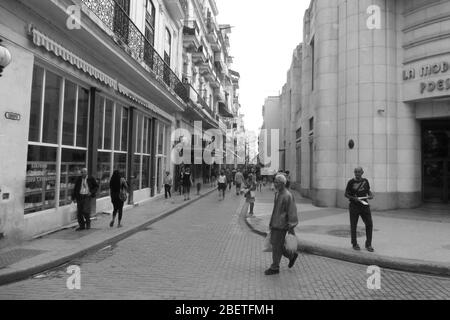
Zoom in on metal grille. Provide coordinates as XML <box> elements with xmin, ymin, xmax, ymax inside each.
<box><xmin>82</xmin><ymin>0</ymin><xmax>188</xmax><ymax>103</ymax></box>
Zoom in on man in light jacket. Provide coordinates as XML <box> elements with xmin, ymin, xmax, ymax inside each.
<box><xmin>265</xmin><ymin>174</ymin><xmax>299</xmax><ymax>275</ymax></box>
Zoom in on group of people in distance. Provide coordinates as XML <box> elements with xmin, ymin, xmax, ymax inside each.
<box><xmin>71</xmin><ymin>165</ymin><xmax>375</xmax><ymax>275</ymax></box>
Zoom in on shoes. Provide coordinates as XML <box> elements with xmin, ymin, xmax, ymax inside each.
<box><xmin>75</xmin><ymin>227</ymin><xmax>85</xmax><ymax>231</ymax></box>
<box><xmin>117</xmin><ymin>223</ymin><xmax>123</xmax><ymax>228</ymax></box>
<box><xmin>110</xmin><ymin>221</ymin><xmax>114</xmax><ymax>228</ymax></box>
<box><xmin>264</xmin><ymin>269</ymin><xmax>280</xmax><ymax>275</ymax></box>
<box><xmin>352</xmin><ymin>244</ymin><xmax>361</xmax><ymax>251</ymax></box>
<box><xmin>288</xmin><ymin>253</ymin><xmax>299</xmax><ymax>268</ymax></box>
<box><xmin>86</xmin><ymin>225</ymin><xmax>91</xmax><ymax>230</ymax></box>
<box><xmin>366</xmin><ymin>246</ymin><xmax>375</xmax><ymax>252</ymax></box>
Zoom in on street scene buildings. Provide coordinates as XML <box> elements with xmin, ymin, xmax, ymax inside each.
<box><xmin>0</xmin><ymin>0</ymin><xmax>244</xmax><ymax>241</ymax></box>
<box><xmin>0</xmin><ymin>0</ymin><xmax>450</xmax><ymax>302</ymax></box>
<box><xmin>260</xmin><ymin>0</ymin><xmax>450</xmax><ymax>211</ymax></box>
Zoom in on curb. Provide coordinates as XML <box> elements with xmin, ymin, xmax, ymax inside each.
<box><xmin>244</xmin><ymin>214</ymin><xmax>450</xmax><ymax>278</ymax></box>
<box><xmin>0</xmin><ymin>188</ymin><xmax>217</xmax><ymax>286</ymax></box>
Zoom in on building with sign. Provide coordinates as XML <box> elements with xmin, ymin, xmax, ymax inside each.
<box><xmin>0</xmin><ymin>0</ymin><xmax>240</xmax><ymax>241</ymax></box>
<box><xmin>263</xmin><ymin>0</ymin><xmax>450</xmax><ymax>210</ymax></box>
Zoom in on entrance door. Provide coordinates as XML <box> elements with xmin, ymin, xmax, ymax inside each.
<box><xmin>422</xmin><ymin>121</ymin><xmax>450</xmax><ymax>203</ymax></box>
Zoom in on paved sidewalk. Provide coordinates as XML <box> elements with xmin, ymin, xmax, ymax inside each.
<box><xmin>245</xmin><ymin>187</ymin><xmax>450</xmax><ymax>277</ymax></box>
<box><xmin>0</xmin><ymin>186</ymin><xmax>217</xmax><ymax>286</ymax></box>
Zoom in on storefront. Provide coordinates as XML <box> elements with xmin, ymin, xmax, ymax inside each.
<box><xmin>0</xmin><ymin>0</ymin><xmax>180</xmax><ymax>240</ymax></box>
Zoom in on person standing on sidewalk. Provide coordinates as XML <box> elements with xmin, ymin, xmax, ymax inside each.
<box><xmin>109</xmin><ymin>170</ymin><xmax>128</xmax><ymax>228</ymax></box>
<box><xmin>217</xmin><ymin>170</ymin><xmax>227</xmax><ymax>200</ymax></box>
<box><xmin>234</xmin><ymin>169</ymin><xmax>244</xmax><ymax>196</ymax></box>
<box><xmin>163</xmin><ymin>171</ymin><xmax>173</xmax><ymax>199</ymax></box>
<box><xmin>245</xmin><ymin>174</ymin><xmax>257</xmax><ymax>215</ymax></box>
<box><xmin>72</xmin><ymin>168</ymin><xmax>98</xmax><ymax>231</ymax></box>
<box><xmin>345</xmin><ymin>167</ymin><xmax>375</xmax><ymax>252</ymax></box>
<box><xmin>182</xmin><ymin>167</ymin><xmax>193</xmax><ymax>201</ymax></box>
<box><xmin>265</xmin><ymin>174</ymin><xmax>299</xmax><ymax>275</ymax></box>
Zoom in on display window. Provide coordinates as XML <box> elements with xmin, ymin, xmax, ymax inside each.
<box><xmin>96</xmin><ymin>93</ymin><xmax>129</xmax><ymax>198</ymax></box>
<box><xmin>25</xmin><ymin>65</ymin><xmax>89</xmax><ymax>214</ymax></box>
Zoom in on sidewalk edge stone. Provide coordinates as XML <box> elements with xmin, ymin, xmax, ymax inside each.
<box><xmin>0</xmin><ymin>189</ymin><xmax>217</xmax><ymax>286</ymax></box>
<box><xmin>244</xmin><ymin>214</ymin><xmax>450</xmax><ymax>278</ymax></box>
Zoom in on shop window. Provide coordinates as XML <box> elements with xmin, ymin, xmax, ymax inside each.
<box><xmin>62</xmin><ymin>80</ymin><xmax>77</xmax><ymax>146</ymax></box>
<box><xmin>24</xmin><ymin>145</ymin><xmax>57</xmax><ymax>214</ymax></box>
<box><xmin>60</xmin><ymin>149</ymin><xmax>86</xmax><ymax>206</ymax></box>
<box><xmin>77</xmin><ymin>88</ymin><xmax>90</xmax><ymax>148</ymax></box>
<box><xmin>142</xmin><ymin>156</ymin><xmax>151</xmax><ymax>189</ymax></box>
<box><xmin>26</xmin><ymin>65</ymin><xmax>90</xmax><ymax>214</ymax></box>
<box><xmin>121</xmin><ymin>108</ymin><xmax>129</xmax><ymax>152</ymax></box>
<box><xmin>97</xmin><ymin>151</ymin><xmax>111</xmax><ymax>198</ymax></box>
<box><xmin>29</xmin><ymin>65</ymin><xmax>44</xmax><ymax>142</ymax></box>
<box><xmin>114</xmin><ymin>105</ymin><xmax>122</xmax><ymax>151</ymax></box>
<box><xmin>114</xmin><ymin>153</ymin><xmax>127</xmax><ymax>177</ymax></box>
<box><xmin>97</xmin><ymin>96</ymin><xmax>105</xmax><ymax>149</ymax></box>
<box><xmin>42</xmin><ymin>71</ymin><xmax>62</xmax><ymax>144</ymax></box>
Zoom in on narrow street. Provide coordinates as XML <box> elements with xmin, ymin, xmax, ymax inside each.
<box><xmin>0</xmin><ymin>190</ymin><xmax>449</xmax><ymax>300</ymax></box>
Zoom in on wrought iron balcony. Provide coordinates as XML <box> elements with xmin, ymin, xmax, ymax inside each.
<box><xmin>191</xmin><ymin>45</ymin><xmax>208</xmax><ymax>64</ymax></box>
<box><xmin>183</xmin><ymin>20</ymin><xmax>201</xmax><ymax>52</ymax></box>
<box><xmin>81</xmin><ymin>0</ymin><xmax>188</xmax><ymax>103</ymax></box>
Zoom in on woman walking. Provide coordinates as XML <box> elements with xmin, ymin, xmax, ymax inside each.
<box><xmin>245</xmin><ymin>173</ymin><xmax>257</xmax><ymax>215</ymax></box>
<box><xmin>109</xmin><ymin>170</ymin><xmax>128</xmax><ymax>228</ymax></box>
<box><xmin>217</xmin><ymin>170</ymin><xmax>227</xmax><ymax>200</ymax></box>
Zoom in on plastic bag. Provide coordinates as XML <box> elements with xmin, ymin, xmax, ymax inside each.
<box><xmin>285</xmin><ymin>233</ymin><xmax>298</xmax><ymax>254</ymax></box>
<box><xmin>263</xmin><ymin>232</ymin><xmax>272</xmax><ymax>252</ymax></box>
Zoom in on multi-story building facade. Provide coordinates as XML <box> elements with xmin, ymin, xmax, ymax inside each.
<box><xmin>0</xmin><ymin>0</ymin><xmax>241</xmax><ymax>241</ymax></box>
<box><xmin>262</xmin><ymin>0</ymin><xmax>450</xmax><ymax>211</ymax></box>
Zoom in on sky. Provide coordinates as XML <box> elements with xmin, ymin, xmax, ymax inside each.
<box><xmin>217</xmin><ymin>0</ymin><xmax>310</xmax><ymax>134</ymax></box>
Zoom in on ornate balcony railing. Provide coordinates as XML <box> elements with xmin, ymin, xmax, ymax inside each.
<box><xmin>82</xmin><ymin>0</ymin><xmax>188</xmax><ymax>103</ymax></box>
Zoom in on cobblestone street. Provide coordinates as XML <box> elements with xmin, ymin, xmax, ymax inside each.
<box><xmin>0</xmin><ymin>191</ymin><xmax>449</xmax><ymax>300</ymax></box>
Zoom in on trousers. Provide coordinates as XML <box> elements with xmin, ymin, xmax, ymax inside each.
<box><xmin>164</xmin><ymin>184</ymin><xmax>172</xmax><ymax>198</ymax></box>
<box><xmin>349</xmin><ymin>202</ymin><xmax>373</xmax><ymax>247</ymax></box>
<box><xmin>269</xmin><ymin>229</ymin><xmax>295</xmax><ymax>271</ymax></box>
<box><xmin>77</xmin><ymin>195</ymin><xmax>91</xmax><ymax>229</ymax></box>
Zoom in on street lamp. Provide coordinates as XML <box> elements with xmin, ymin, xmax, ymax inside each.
<box><xmin>0</xmin><ymin>39</ymin><xmax>12</xmax><ymax>77</ymax></box>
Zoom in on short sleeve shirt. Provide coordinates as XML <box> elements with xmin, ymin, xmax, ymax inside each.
<box><xmin>345</xmin><ymin>178</ymin><xmax>371</xmax><ymax>202</ymax></box>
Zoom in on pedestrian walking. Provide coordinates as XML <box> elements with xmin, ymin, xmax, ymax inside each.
<box><xmin>265</xmin><ymin>174</ymin><xmax>299</xmax><ymax>275</ymax></box>
<box><xmin>178</xmin><ymin>167</ymin><xmax>185</xmax><ymax>196</ymax></box>
<box><xmin>285</xmin><ymin>170</ymin><xmax>291</xmax><ymax>189</ymax></box>
<box><xmin>163</xmin><ymin>171</ymin><xmax>173</xmax><ymax>199</ymax></box>
<box><xmin>345</xmin><ymin>167</ymin><xmax>375</xmax><ymax>252</ymax></box>
<box><xmin>234</xmin><ymin>168</ymin><xmax>245</xmax><ymax>196</ymax></box>
<box><xmin>72</xmin><ymin>168</ymin><xmax>98</xmax><ymax>231</ymax></box>
<box><xmin>211</xmin><ymin>169</ymin><xmax>217</xmax><ymax>187</ymax></box>
<box><xmin>217</xmin><ymin>170</ymin><xmax>227</xmax><ymax>200</ymax></box>
<box><xmin>109</xmin><ymin>170</ymin><xmax>128</xmax><ymax>228</ymax></box>
<box><xmin>245</xmin><ymin>174</ymin><xmax>257</xmax><ymax>215</ymax></box>
<box><xmin>182</xmin><ymin>167</ymin><xmax>193</xmax><ymax>201</ymax></box>
<box><xmin>226</xmin><ymin>169</ymin><xmax>233</xmax><ymax>191</ymax></box>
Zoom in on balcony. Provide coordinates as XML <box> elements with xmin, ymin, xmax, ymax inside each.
<box><xmin>81</xmin><ymin>0</ymin><xmax>188</xmax><ymax>103</ymax></box>
<box><xmin>191</xmin><ymin>45</ymin><xmax>208</xmax><ymax>65</ymax></box>
<box><xmin>183</xmin><ymin>20</ymin><xmax>201</xmax><ymax>52</ymax></box>
<box><xmin>214</xmin><ymin>51</ymin><xmax>227</xmax><ymax>75</ymax></box>
<box><xmin>184</xmin><ymin>84</ymin><xmax>218</xmax><ymax>128</ymax></box>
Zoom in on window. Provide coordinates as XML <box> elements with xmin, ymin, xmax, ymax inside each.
<box><xmin>133</xmin><ymin>115</ymin><xmax>152</xmax><ymax>190</ymax></box>
<box><xmin>144</xmin><ymin>0</ymin><xmax>156</xmax><ymax>68</ymax></box>
<box><xmin>311</xmin><ymin>38</ymin><xmax>315</xmax><ymax>91</ymax></box>
<box><xmin>309</xmin><ymin>117</ymin><xmax>314</xmax><ymax>133</ymax></box>
<box><xmin>96</xmin><ymin>94</ymin><xmax>129</xmax><ymax>198</ymax></box>
<box><xmin>113</xmin><ymin>0</ymin><xmax>130</xmax><ymax>44</ymax></box>
<box><xmin>163</xmin><ymin>28</ymin><xmax>172</xmax><ymax>85</ymax></box>
<box><xmin>145</xmin><ymin>0</ymin><xmax>155</xmax><ymax>45</ymax></box>
<box><xmin>25</xmin><ymin>65</ymin><xmax>90</xmax><ymax>213</ymax></box>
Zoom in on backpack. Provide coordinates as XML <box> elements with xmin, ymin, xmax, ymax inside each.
<box><xmin>119</xmin><ymin>178</ymin><xmax>128</xmax><ymax>202</ymax></box>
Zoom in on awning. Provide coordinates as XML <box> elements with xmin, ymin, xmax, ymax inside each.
<box><xmin>218</xmin><ymin>102</ymin><xmax>234</xmax><ymax>118</ymax></box>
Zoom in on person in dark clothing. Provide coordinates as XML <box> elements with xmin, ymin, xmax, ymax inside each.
<box><xmin>109</xmin><ymin>170</ymin><xmax>128</xmax><ymax>228</ymax></box>
<box><xmin>72</xmin><ymin>168</ymin><xmax>99</xmax><ymax>231</ymax></box>
<box><xmin>182</xmin><ymin>167</ymin><xmax>193</xmax><ymax>201</ymax></box>
<box><xmin>345</xmin><ymin>167</ymin><xmax>375</xmax><ymax>252</ymax></box>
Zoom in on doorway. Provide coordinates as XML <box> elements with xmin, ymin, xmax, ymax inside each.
<box><xmin>422</xmin><ymin>120</ymin><xmax>450</xmax><ymax>203</ymax></box>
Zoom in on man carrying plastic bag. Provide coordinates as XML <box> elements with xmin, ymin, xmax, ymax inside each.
<box><xmin>264</xmin><ymin>174</ymin><xmax>299</xmax><ymax>275</ymax></box>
